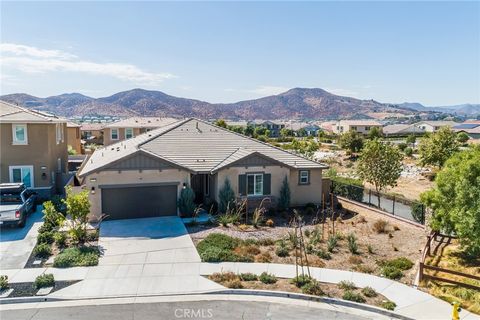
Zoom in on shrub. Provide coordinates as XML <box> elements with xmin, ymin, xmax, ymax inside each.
<box><xmin>343</xmin><ymin>290</ymin><xmax>366</xmax><ymax>303</ymax></box>
<box><xmin>217</xmin><ymin>214</ymin><xmax>231</xmax><ymax>227</ymax></box>
<box><xmin>331</xmin><ymin>176</ymin><xmax>364</xmax><ymax>202</ymax></box>
<box><xmin>275</xmin><ymin>241</ymin><xmax>289</xmax><ymax>257</ymax></box>
<box><xmin>200</xmin><ymin>246</ymin><xmax>242</xmax><ymax>262</ymax></box>
<box><xmin>367</xmin><ymin>244</ymin><xmax>375</xmax><ymax>254</ymax></box>
<box><xmin>327</xmin><ymin>235</ymin><xmax>338</xmax><ymax>253</ymax></box>
<box><xmin>278</xmin><ymin>175</ymin><xmax>291</xmax><ymax>211</ymax></box>
<box><xmin>210</xmin><ymin>272</ymin><xmax>237</xmax><ymax>283</ymax></box>
<box><xmin>53</xmin><ymin>246</ymin><xmax>99</xmax><ymax>268</ymax></box>
<box><xmin>410</xmin><ymin>202</ymin><xmax>424</xmax><ymax>223</ymax></box>
<box><xmin>397</xmin><ymin>143</ymin><xmax>407</xmax><ymax>151</ymax></box>
<box><xmin>37</xmin><ymin>231</ymin><xmax>55</xmax><ymax>244</ymax></box>
<box><xmin>178</xmin><ymin>186</ymin><xmax>196</xmax><ymax>216</ymax></box>
<box><xmin>383</xmin><ymin>257</ymin><xmax>414</xmax><ymax>270</ymax></box>
<box><xmin>218</xmin><ymin>178</ymin><xmax>235</xmax><ymax>213</ymax></box>
<box><xmin>353</xmin><ymin>264</ymin><xmax>375</xmax><ymax>274</ymax></box>
<box><xmin>373</xmin><ymin>219</ymin><xmax>388</xmax><ymax>233</ymax></box>
<box><xmin>255</xmin><ymin>252</ymin><xmax>272</xmax><ymax>263</ymax></box>
<box><xmin>258</xmin><ymin>238</ymin><xmax>275</xmax><ymax>246</ymax></box>
<box><xmin>34</xmin><ymin>273</ymin><xmax>54</xmax><ymax>289</ymax></box>
<box><xmin>251</xmin><ymin>206</ymin><xmax>265</xmax><ymax>228</ymax></box>
<box><xmin>38</xmin><ymin>222</ymin><xmax>55</xmax><ymax>234</ymax></box>
<box><xmin>86</xmin><ymin>229</ymin><xmax>99</xmax><ymax>242</ymax></box>
<box><xmin>301</xmin><ymin>280</ymin><xmax>324</xmax><ymax>296</ymax></box>
<box><xmin>259</xmin><ymin>272</ymin><xmax>277</xmax><ymax>284</ymax></box>
<box><xmin>239</xmin><ymin>273</ymin><xmax>258</xmax><ymax>281</ymax></box>
<box><xmin>361</xmin><ymin>286</ymin><xmax>378</xmax><ymax>297</ymax></box>
<box><xmin>197</xmin><ymin>233</ymin><xmax>240</xmax><ymax>252</ymax></box>
<box><xmin>338</xmin><ymin>280</ymin><xmax>356</xmax><ymax>290</ymax></box>
<box><xmin>265</xmin><ymin>219</ymin><xmax>275</xmax><ymax>228</ymax></box>
<box><xmin>53</xmin><ymin>232</ymin><xmax>67</xmax><ymax>247</ymax></box>
<box><xmin>0</xmin><ymin>275</ymin><xmax>8</xmax><ymax>290</ymax></box>
<box><xmin>224</xmin><ymin>279</ymin><xmax>243</xmax><ymax>289</ymax></box>
<box><xmin>316</xmin><ymin>249</ymin><xmax>331</xmax><ymax>260</ymax></box>
<box><xmin>291</xmin><ymin>274</ymin><xmax>312</xmax><ymax>287</ymax></box>
<box><xmin>381</xmin><ymin>266</ymin><xmax>404</xmax><ymax>280</ymax></box>
<box><xmin>235</xmin><ymin>245</ymin><xmax>261</xmax><ymax>256</ymax></box>
<box><xmin>348</xmin><ymin>256</ymin><xmax>363</xmax><ymax>265</ymax></box>
<box><xmin>404</xmin><ymin>147</ymin><xmax>413</xmax><ymax>157</ymax></box>
<box><xmin>380</xmin><ymin>300</ymin><xmax>397</xmax><ymax>310</ymax></box>
<box><xmin>33</xmin><ymin>243</ymin><xmax>52</xmax><ymax>259</ymax></box>
<box><xmin>42</xmin><ymin>201</ymin><xmax>64</xmax><ymax>228</ymax></box>
<box><xmin>347</xmin><ymin>233</ymin><xmax>358</xmax><ymax>254</ymax></box>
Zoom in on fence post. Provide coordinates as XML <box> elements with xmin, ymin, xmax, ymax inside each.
<box><xmin>422</xmin><ymin>204</ymin><xmax>425</xmax><ymax>225</ymax></box>
<box><xmin>368</xmin><ymin>189</ymin><xmax>371</xmax><ymax>205</ymax></box>
<box><xmin>392</xmin><ymin>196</ymin><xmax>395</xmax><ymax>215</ymax></box>
<box><xmin>419</xmin><ymin>262</ymin><xmax>424</xmax><ymax>283</ymax></box>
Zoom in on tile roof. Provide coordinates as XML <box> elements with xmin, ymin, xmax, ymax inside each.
<box><xmin>417</xmin><ymin>120</ymin><xmax>458</xmax><ymax>127</ymax></box>
<box><xmin>0</xmin><ymin>101</ymin><xmax>65</xmax><ymax>123</ymax></box>
<box><xmin>80</xmin><ymin>123</ymin><xmax>105</xmax><ymax>131</ymax></box>
<box><xmin>79</xmin><ymin>118</ymin><xmax>327</xmax><ymax>177</ymax></box>
<box><xmin>337</xmin><ymin>120</ymin><xmax>382</xmax><ymax>126</ymax></box>
<box><xmin>105</xmin><ymin>117</ymin><xmax>179</xmax><ymax>128</ymax></box>
<box><xmin>382</xmin><ymin>124</ymin><xmax>425</xmax><ymax>134</ymax></box>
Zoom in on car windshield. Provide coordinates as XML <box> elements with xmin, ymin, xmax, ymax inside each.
<box><xmin>0</xmin><ymin>193</ymin><xmax>23</xmax><ymax>204</ymax></box>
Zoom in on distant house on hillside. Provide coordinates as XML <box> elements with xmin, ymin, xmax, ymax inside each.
<box><xmin>453</xmin><ymin>121</ymin><xmax>480</xmax><ymax>139</ymax></box>
<box><xmin>333</xmin><ymin>120</ymin><xmax>382</xmax><ymax>135</ymax></box>
<box><xmin>382</xmin><ymin>124</ymin><xmax>425</xmax><ymax>136</ymax></box>
<box><xmin>415</xmin><ymin>120</ymin><xmax>458</xmax><ymax>133</ymax></box>
<box><xmin>103</xmin><ymin>117</ymin><xmax>178</xmax><ymax>146</ymax></box>
<box><xmin>248</xmin><ymin>120</ymin><xmax>285</xmax><ymax>137</ymax></box>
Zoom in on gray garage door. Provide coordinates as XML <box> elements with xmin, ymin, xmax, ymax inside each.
<box><xmin>101</xmin><ymin>185</ymin><xmax>177</xmax><ymax>220</ymax></box>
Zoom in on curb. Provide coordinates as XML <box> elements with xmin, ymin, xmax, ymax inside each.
<box><xmin>206</xmin><ymin>289</ymin><xmax>413</xmax><ymax>320</ymax></box>
<box><xmin>0</xmin><ymin>296</ymin><xmax>63</xmax><ymax>304</ymax></box>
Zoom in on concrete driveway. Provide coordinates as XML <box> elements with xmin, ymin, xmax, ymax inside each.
<box><xmin>98</xmin><ymin>216</ymin><xmax>201</xmax><ymax>266</ymax></box>
<box><xmin>0</xmin><ymin>206</ymin><xmax>43</xmax><ymax>269</ymax></box>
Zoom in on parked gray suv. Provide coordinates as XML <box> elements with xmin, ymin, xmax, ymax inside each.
<box><xmin>0</xmin><ymin>183</ymin><xmax>38</xmax><ymax>228</ymax></box>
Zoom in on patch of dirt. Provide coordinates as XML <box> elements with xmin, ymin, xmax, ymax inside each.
<box><xmin>208</xmin><ymin>275</ymin><xmax>393</xmax><ymax>310</ymax></box>
<box><xmin>5</xmin><ymin>280</ymin><xmax>79</xmax><ymax>298</ymax></box>
<box><xmin>191</xmin><ymin>200</ymin><xmax>427</xmax><ymax>285</ymax></box>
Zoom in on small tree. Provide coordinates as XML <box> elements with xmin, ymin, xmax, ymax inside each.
<box><xmin>367</xmin><ymin>127</ymin><xmax>383</xmax><ymax>140</ymax></box>
<box><xmin>42</xmin><ymin>201</ymin><xmax>64</xmax><ymax>228</ymax></box>
<box><xmin>297</xmin><ymin>128</ymin><xmax>307</xmax><ymax>137</ymax></box>
<box><xmin>178</xmin><ymin>185</ymin><xmax>196</xmax><ymax>216</ymax></box>
<box><xmin>406</xmin><ymin>134</ymin><xmax>416</xmax><ymax>146</ymax></box>
<box><xmin>67</xmin><ymin>145</ymin><xmax>77</xmax><ymax>155</ymax></box>
<box><xmin>63</xmin><ymin>186</ymin><xmax>91</xmax><ymax>244</ymax></box>
<box><xmin>456</xmin><ymin>132</ymin><xmax>470</xmax><ymax>144</ymax></box>
<box><xmin>280</xmin><ymin>128</ymin><xmax>294</xmax><ymax>138</ymax></box>
<box><xmin>218</xmin><ymin>178</ymin><xmax>235</xmax><ymax>213</ymax></box>
<box><xmin>244</xmin><ymin>125</ymin><xmax>255</xmax><ymax>137</ymax></box>
<box><xmin>421</xmin><ymin>147</ymin><xmax>480</xmax><ymax>256</ymax></box>
<box><xmin>339</xmin><ymin>130</ymin><xmax>364</xmax><ymax>155</ymax></box>
<box><xmin>418</xmin><ymin>127</ymin><xmax>459</xmax><ymax>168</ymax></box>
<box><xmin>357</xmin><ymin>139</ymin><xmax>403</xmax><ymax>207</ymax></box>
<box><xmin>214</xmin><ymin>119</ymin><xmax>227</xmax><ymax>128</ymax></box>
<box><xmin>278</xmin><ymin>175</ymin><xmax>291</xmax><ymax>211</ymax></box>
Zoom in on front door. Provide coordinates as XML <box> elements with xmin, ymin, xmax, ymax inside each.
<box><xmin>190</xmin><ymin>174</ymin><xmax>211</xmax><ymax>205</ymax></box>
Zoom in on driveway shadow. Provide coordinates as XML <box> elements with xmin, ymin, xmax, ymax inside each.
<box><xmin>0</xmin><ymin>207</ymin><xmax>43</xmax><ymax>242</ymax></box>
<box><xmin>99</xmin><ymin>216</ymin><xmax>187</xmax><ymax>240</ymax></box>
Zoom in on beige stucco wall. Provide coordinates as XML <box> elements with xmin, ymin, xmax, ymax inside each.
<box><xmin>0</xmin><ymin>123</ymin><xmax>68</xmax><ymax>191</ymax></box>
<box><xmin>84</xmin><ymin>168</ymin><xmax>190</xmax><ymax>221</ymax></box>
<box><xmin>67</xmin><ymin>127</ymin><xmax>82</xmax><ymax>154</ymax></box>
<box><xmin>103</xmin><ymin>128</ymin><xmax>143</xmax><ymax>146</ymax></box>
<box><xmin>289</xmin><ymin>168</ymin><xmax>323</xmax><ymax>206</ymax></box>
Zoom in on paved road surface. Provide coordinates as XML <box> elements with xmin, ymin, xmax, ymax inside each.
<box><xmin>1</xmin><ymin>300</ymin><xmax>377</xmax><ymax>320</ymax></box>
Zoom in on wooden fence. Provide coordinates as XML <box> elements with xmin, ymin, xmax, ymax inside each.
<box><xmin>417</xmin><ymin>232</ymin><xmax>480</xmax><ymax>291</ymax></box>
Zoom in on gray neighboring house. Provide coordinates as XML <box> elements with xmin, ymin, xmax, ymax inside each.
<box><xmin>415</xmin><ymin>120</ymin><xmax>458</xmax><ymax>133</ymax></box>
<box><xmin>78</xmin><ymin>118</ymin><xmax>328</xmax><ymax>221</ymax></box>
<box><xmin>382</xmin><ymin>124</ymin><xmax>425</xmax><ymax>136</ymax></box>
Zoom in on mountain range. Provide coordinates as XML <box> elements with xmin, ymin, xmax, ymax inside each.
<box><xmin>1</xmin><ymin>88</ymin><xmax>478</xmax><ymax>120</ymax></box>
<box><xmin>398</xmin><ymin>102</ymin><xmax>480</xmax><ymax>115</ymax></box>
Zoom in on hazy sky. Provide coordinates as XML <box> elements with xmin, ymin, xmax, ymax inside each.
<box><xmin>1</xmin><ymin>1</ymin><xmax>479</xmax><ymax>105</ymax></box>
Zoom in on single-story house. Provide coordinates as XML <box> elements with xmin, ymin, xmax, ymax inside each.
<box><xmin>332</xmin><ymin>120</ymin><xmax>383</xmax><ymax>135</ymax></box>
<box><xmin>78</xmin><ymin>118</ymin><xmax>328</xmax><ymax>221</ymax></box>
<box><xmin>415</xmin><ymin>120</ymin><xmax>458</xmax><ymax>133</ymax></box>
<box><xmin>382</xmin><ymin>124</ymin><xmax>425</xmax><ymax>136</ymax></box>
<box><xmin>453</xmin><ymin>122</ymin><xmax>480</xmax><ymax>140</ymax></box>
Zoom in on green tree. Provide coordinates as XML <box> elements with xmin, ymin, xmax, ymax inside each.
<box><xmin>367</xmin><ymin>127</ymin><xmax>383</xmax><ymax>140</ymax></box>
<box><xmin>63</xmin><ymin>186</ymin><xmax>91</xmax><ymax>244</ymax></box>
<box><xmin>280</xmin><ymin>128</ymin><xmax>294</xmax><ymax>138</ymax></box>
<box><xmin>67</xmin><ymin>145</ymin><xmax>77</xmax><ymax>155</ymax></box>
<box><xmin>278</xmin><ymin>176</ymin><xmax>291</xmax><ymax>211</ymax></box>
<box><xmin>254</xmin><ymin>126</ymin><xmax>267</xmax><ymax>137</ymax></box>
<box><xmin>339</xmin><ymin>131</ymin><xmax>364</xmax><ymax>155</ymax></box>
<box><xmin>178</xmin><ymin>185</ymin><xmax>196</xmax><ymax>216</ymax></box>
<box><xmin>418</xmin><ymin>127</ymin><xmax>459</xmax><ymax>168</ymax></box>
<box><xmin>456</xmin><ymin>132</ymin><xmax>470</xmax><ymax>144</ymax></box>
<box><xmin>421</xmin><ymin>147</ymin><xmax>480</xmax><ymax>256</ymax></box>
<box><xmin>218</xmin><ymin>178</ymin><xmax>235</xmax><ymax>213</ymax></box>
<box><xmin>244</xmin><ymin>125</ymin><xmax>255</xmax><ymax>137</ymax></box>
<box><xmin>214</xmin><ymin>119</ymin><xmax>227</xmax><ymax>128</ymax></box>
<box><xmin>296</xmin><ymin>128</ymin><xmax>307</xmax><ymax>137</ymax></box>
<box><xmin>357</xmin><ymin>140</ymin><xmax>403</xmax><ymax>207</ymax></box>
<box><xmin>406</xmin><ymin>134</ymin><xmax>416</xmax><ymax>146</ymax></box>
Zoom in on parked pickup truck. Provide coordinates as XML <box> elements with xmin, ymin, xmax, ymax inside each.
<box><xmin>0</xmin><ymin>183</ymin><xmax>38</xmax><ymax>228</ymax></box>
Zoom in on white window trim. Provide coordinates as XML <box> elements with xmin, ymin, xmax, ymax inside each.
<box><xmin>247</xmin><ymin>173</ymin><xmax>263</xmax><ymax>196</ymax></box>
<box><xmin>125</xmin><ymin>128</ymin><xmax>134</xmax><ymax>139</ymax></box>
<box><xmin>55</xmin><ymin>123</ymin><xmax>64</xmax><ymax>144</ymax></box>
<box><xmin>299</xmin><ymin>170</ymin><xmax>310</xmax><ymax>185</ymax></box>
<box><xmin>111</xmin><ymin>128</ymin><xmax>119</xmax><ymax>140</ymax></box>
<box><xmin>12</xmin><ymin>124</ymin><xmax>28</xmax><ymax>145</ymax></box>
<box><xmin>9</xmin><ymin>165</ymin><xmax>34</xmax><ymax>188</ymax></box>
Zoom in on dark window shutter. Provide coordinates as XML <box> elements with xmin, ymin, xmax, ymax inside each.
<box><xmin>238</xmin><ymin>174</ymin><xmax>246</xmax><ymax>195</ymax></box>
<box><xmin>263</xmin><ymin>174</ymin><xmax>271</xmax><ymax>195</ymax></box>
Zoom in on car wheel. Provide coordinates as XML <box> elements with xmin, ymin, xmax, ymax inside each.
<box><xmin>17</xmin><ymin>216</ymin><xmax>26</xmax><ymax>228</ymax></box>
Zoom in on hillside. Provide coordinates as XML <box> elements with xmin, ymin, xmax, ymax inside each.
<box><xmin>1</xmin><ymin>88</ymin><xmax>412</xmax><ymax>120</ymax></box>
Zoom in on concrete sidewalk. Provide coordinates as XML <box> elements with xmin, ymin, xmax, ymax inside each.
<box><xmin>2</xmin><ymin>262</ymin><xmax>479</xmax><ymax>319</ymax></box>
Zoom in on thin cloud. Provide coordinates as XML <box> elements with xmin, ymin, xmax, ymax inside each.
<box><xmin>0</xmin><ymin>43</ymin><xmax>175</xmax><ymax>86</ymax></box>
<box><xmin>324</xmin><ymin>87</ymin><xmax>359</xmax><ymax>97</ymax></box>
<box><xmin>249</xmin><ymin>85</ymin><xmax>289</xmax><ymax>96</ymax></box>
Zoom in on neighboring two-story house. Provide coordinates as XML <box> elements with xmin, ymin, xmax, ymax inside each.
<box><xmin>415</xmin><ymin>120</ymin><xmax>458</xmax><ymax>133</ymax></box>
<box><xmin>103</xmin><ymin>117</ymin><xmax>178</xmax><ymax>146</ymax></box>
<box><xmin>0</xmin><ymin>101</ymin><xmax>68</xmax><ymax>198</ymax></box>
<box><xmin>66</xmin><ymin>121</ymin><xmax>82</xmax><ymax>154</ymax></box>
<box><xmin>333</xmin><ymin>120</ymin><xmax>383</xmax><ymax>135</ymax></box>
